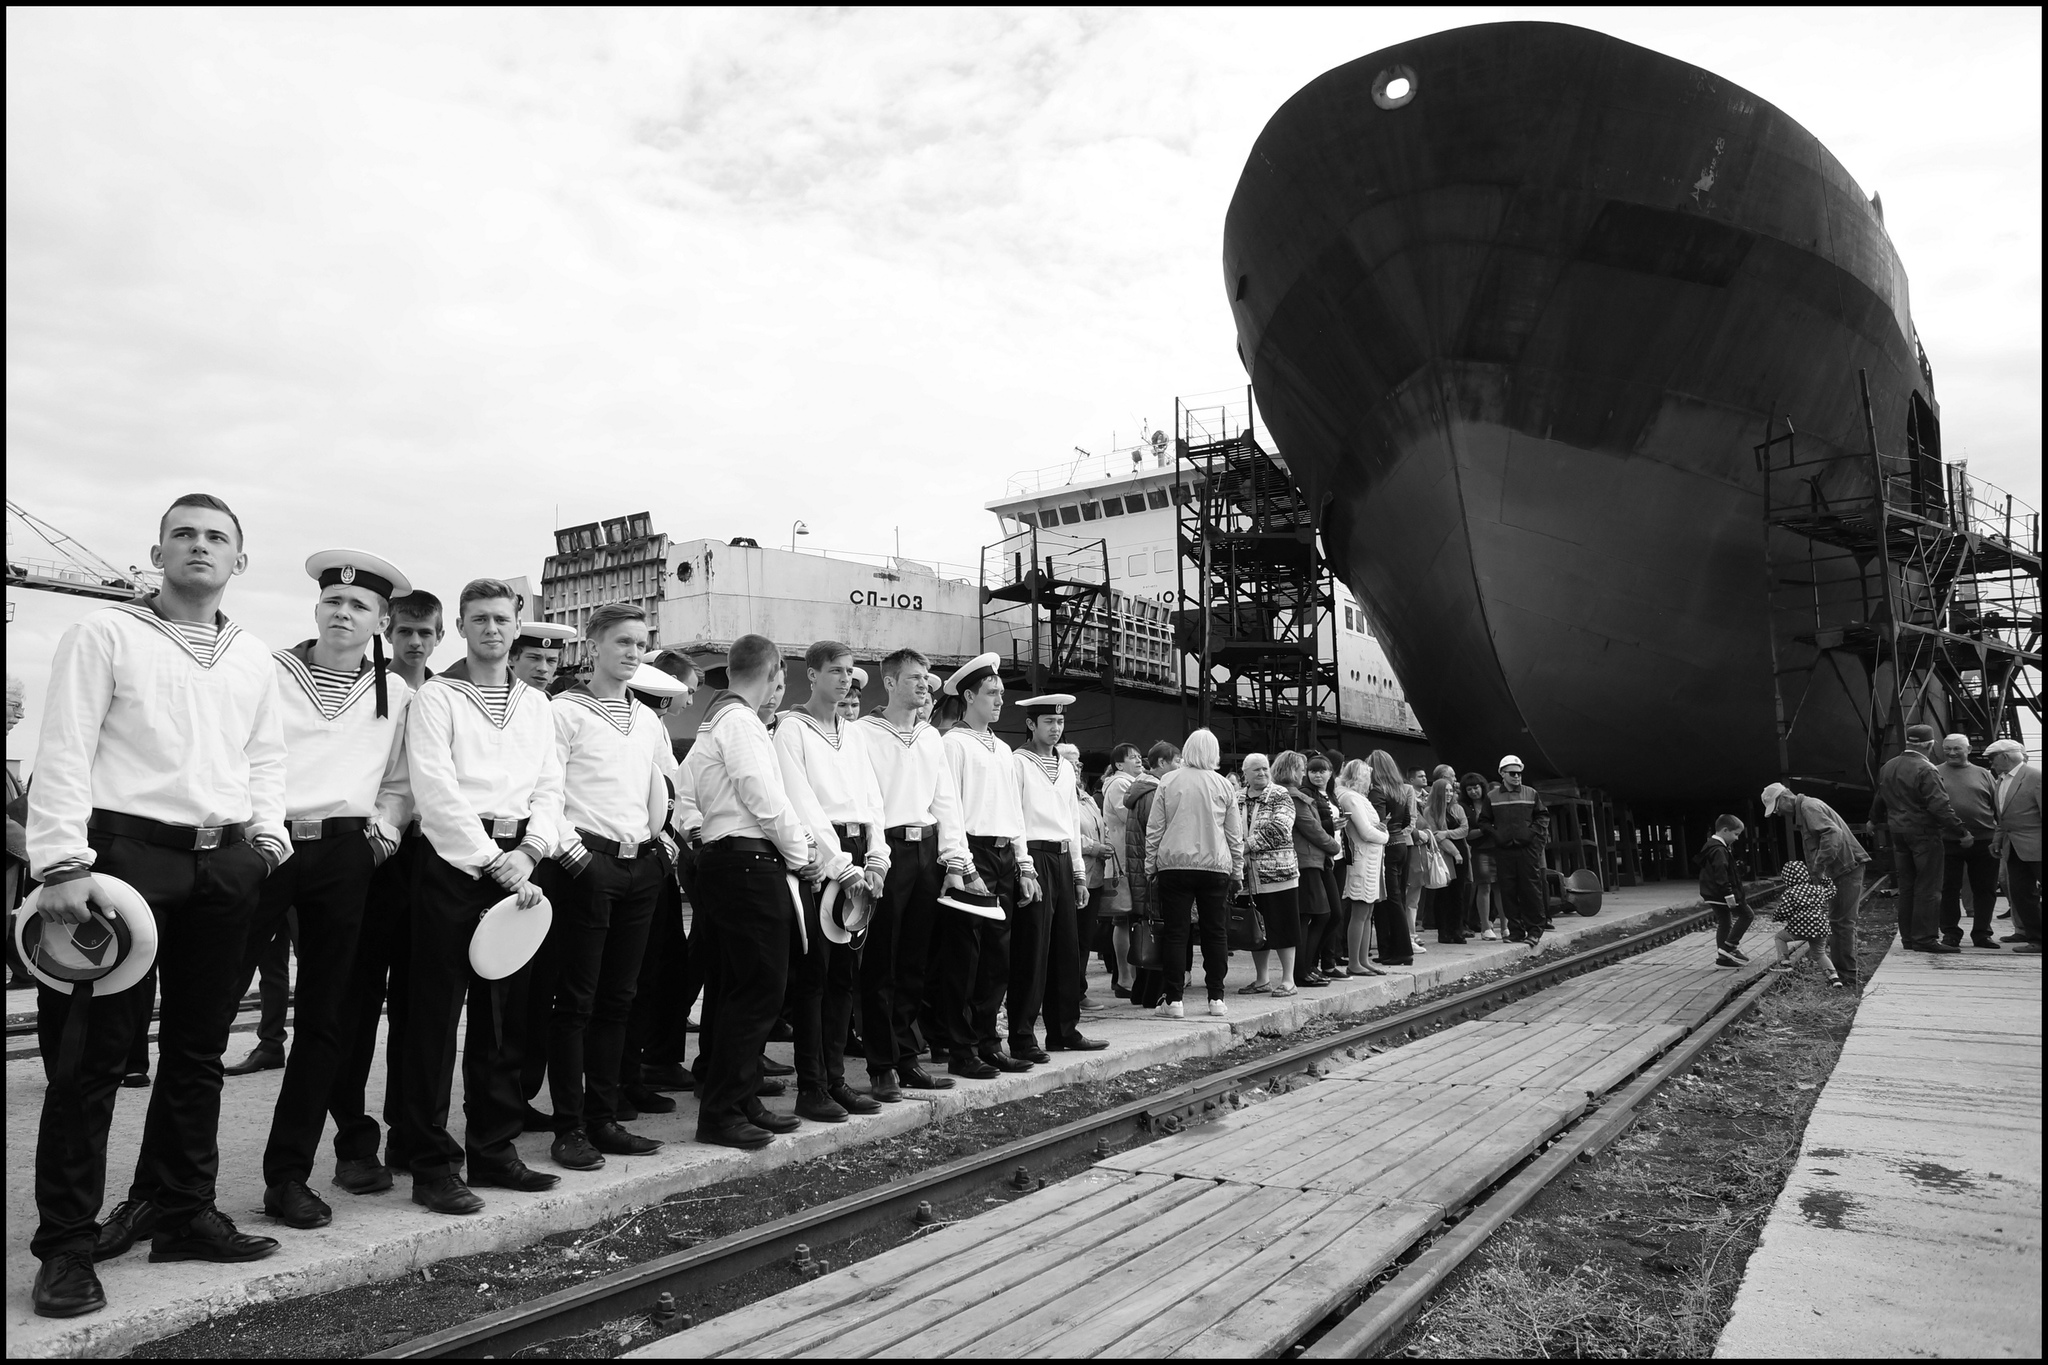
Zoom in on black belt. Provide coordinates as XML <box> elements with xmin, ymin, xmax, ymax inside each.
<box><xmin>480</xmin><ymin>816</ymin><xmax>529</xmax><ymax>844</ymax></box>
<box><xmin>833</xmin><ymin>821</ymin><xmax>864</xmax><ymax>840</ymax></box>
<box><xmin>967</xmin><ymin>834</ymin><xmax>1014</xmax><ymax>850</ymax></box>
<box><xmin>704</xmin><ymin>835</ymin><xmax>779</xmax><ymax>857</ymax></box>
<box><xmin>287</xmin><ymin>815</ymin><xmax>370</xmax><ymax>842</ymax></box>
<box><xmin>578</xmin><ymin>827</ymin><xmax>656</xmax><ymax>860</ymax></box>
<box><xmin>886</xmin><ymin>823</ymin><xmax>935</xmax><ymax>843</ymax></box>
<box><xmin>89</xmin><ymin>809</ymin><xmax>245</xmax><ymax>852</ymax></box>
<box><xmin>1027</xmin><ymin>839</ymin><xmax>1070</xmax><ymax>855</ymax></box>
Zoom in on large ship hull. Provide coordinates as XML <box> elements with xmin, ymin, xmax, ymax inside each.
<box><xmin>1225</xmin><ymin>22</ymin><xmax>1934</xmax><ymax>801</ymax></box>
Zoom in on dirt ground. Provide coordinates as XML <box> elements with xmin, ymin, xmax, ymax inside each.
<box><xmin>1385</xmin><ymin>888</ymin><xmax>1906</xmax><ymax>1358</ymax></box>
<box><xmin>129</xmin><ymin>901</ymin><xmax>1708</xmax><ymax>1359</ymax></box>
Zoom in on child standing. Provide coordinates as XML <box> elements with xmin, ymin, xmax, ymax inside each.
<box><xmin>1771</xmin><ymin>859</ymin><xmax>1844</xmax><ymax>987</ymax></box>
<box><xmin>1697</xmin><ymin>814</ymin><xmax>1753</xmax><ymax>967</ymax></box>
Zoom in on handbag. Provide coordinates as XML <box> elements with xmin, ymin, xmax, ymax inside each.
<box><xmin>1227</xmin><ymin>895</ymin><xmax>1267</xmax><ymax>951</ymax></box>
<box><xmin>1420</xmin><ymin>839</ymin><xmax>1452</xmax><ymax>890</ymax></box>
<box><xmin>1128</xmin><ymin>916</ymin><xmax>1163</xmax><ymax>969</ymax></box>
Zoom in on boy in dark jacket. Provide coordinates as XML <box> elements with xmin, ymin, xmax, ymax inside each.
<box><xmin>1698</xmin><ymin>814</ymin><xmax>1752</xmax><ymax>967</ymax></box>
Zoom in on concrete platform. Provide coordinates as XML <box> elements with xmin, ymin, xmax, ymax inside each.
<box><xmin>1716</xmin><ymin>941</ymin><xmax>2043</xmax><ymax>1359</ymax></box>
<box><xmin>6</xmin><ymin>885</ymin><xmax>1698</xmax><ymax>1358</ymax></box>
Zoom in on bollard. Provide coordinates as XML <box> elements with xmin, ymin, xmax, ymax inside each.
<box><xmin>1009</xmin><ymin>1166</ymin><xmax>1035</xmax><ymax>1192</ymax></box>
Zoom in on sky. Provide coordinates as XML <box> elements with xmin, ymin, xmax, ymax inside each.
<box><xmin>7</xmin><ymin>6</ymin><xmax>2042</xmax><ymax>670</ymax></box>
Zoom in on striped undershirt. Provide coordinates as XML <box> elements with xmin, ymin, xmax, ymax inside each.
<box><xmin>598</xmin><ymin>697</ymin><xmax>635</xmax><ymax>729</ymax></box>
<box><xmin>168</xmin><ymin>619</ymin><xmax>223</xmax><ymax>668</ymax></box>
<box><xmin>475</xmin><ymin>682</ymin><xmax>512</xmax><ymax>726</ymax></box>
<box><xmin>308</xmin><ymin>662</ymin><xmax>359</xmax><ymax>713</ymax></box>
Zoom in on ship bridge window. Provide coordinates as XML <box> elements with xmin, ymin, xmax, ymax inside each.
<box><xmin>1015</xmin><ymin>512</ymin><xmax>1036</xmax><ymax>529</ymax></box>
<box><xmin>1101</xmin><ymin>498</ymin><xmax>1124</xmax><ymax>517</ymax></box>
<box><xmin>1127</xmin><ymin>554</ymin><xmax>1148</xmax><ymax>576</ymax></box>
<box><xmin>1147</xmin><ymin>489</ymin><xmax>1170</xmax><ymax>510</ymax></box>
<box><xmin>1125</xmin><ymin>495</ymin><xmax>1149</xmax><ymax>515</ymax></box>
<box><xmin>1080</xmin><ymin>501</ymin><xmax>1100</xmax><ymax>521</ymax></box>
<box><xmin>1058</xmin><ymin>505</ymin><xmax>1081</xmax><ymax>525</ymax></box>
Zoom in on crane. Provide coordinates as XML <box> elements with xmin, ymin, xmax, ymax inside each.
<box><xmin>5</xmin><ymin>500</ymin><xmax>160</xmax><ymax>601</ymax></box>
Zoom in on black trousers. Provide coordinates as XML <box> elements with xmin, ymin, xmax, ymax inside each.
<box><xmin>246</xmin><ymin>835</ymin><xmax>374</xmax><ymax>1186</ymax></box>
<box><xmin>1025</xmin><ymin>846</ymin><xmax>1082</xmax><ymax>1047</ymax></box>
<box><xmin>1496</xmin><ymin>846</ymin><xmax>1546</xmax><ymax>937</ymax></box>
<box><xmin>1712</xmin><ymin>899</ymin><xmax>1754</xmax><ymax>950</ymax></box>
<box><xmin>125</xmin><ymin>967</ymin><xmax>156</xmax><ymax>1078</ymax></box>
<box><xmin>625</xmin><ymin>870</ymin><xmax>696</xmax><ymax>1079</ymax></box>
<box><xmin>2006</xmin><ymin>856</ymin><xmax>2042</xmax><ymax>942</ymax></box>
<box><xmin>694</xmin><ymin>842</ymin><xmax>792</xmax><ymax>1130</ymax></box>
<box><xmin>930</xmin><ymin>838</ymin><xmax>1015</xmax><ymax>1055</ymax></box>
<box><xmin>1890</xmin><ymin>829</ymin><xmax>1945</xmax><ymax>947</ymax></box>
<box><xmin>330</xmin><ymin>827</ymin><xmax>417</xmax><ymax>1166</ymax></box>
<box><xmin>792</xmin><ymin>833</ymin><xmax>865</xmax><ymax>1091</ymax></box>
<box><xmin>1372</xmin><ymin>897</ymin><xmax>1414</xmax><ymax>964</ymax></box>
<box><xmin>1156</xmin><ymin>870</ymin><xmax>1231</xmax><ymax>1002</ymax></box>
<box><xmin>397</xmin><ymin>840</ymin><xmax>533</xmax><ymax>1179</ymax></box>
<box><xmin>1941</xmin><ymin>839</ymin><xmax>2001</xmax><ymax>940</ymax></box>
<box><xmin>33</xmin><ymin>832</ymin><xmax>267</xmax><ymax>1259</ymax></box>
<box><xmin>864</xmin><ymin>832</ymin><xmax>941</xmax><ymax>1070</ymax></box>
<box><xmin>541</xmin><ymin>848</ymin><xmax>664</xmax><ymax>1128</ymax></box>
<box><xmin>233</xmin><ymin>906</ymin><xmax>294</xmax><ymax>1050</ymax></box>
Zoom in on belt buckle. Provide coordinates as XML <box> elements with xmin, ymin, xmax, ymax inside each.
<box><xmin>491</xmin><ymin>818</ymin><xmax>520</xmax><ymax>839</ymax></box>
<box><xmin>291</xmin><ymin>819</ymin><xmax>323</xmax><ymax>841</ymax></box>
<box><xmin>194</xmin><ymin>826</ymin><xmax>223</xmax><ymax>851</ymax></box>
<box><xmin>617</xmin><ymin>840</ymin><xmax>640</xmax><ymax>860</ymax></box>
<box><xmin>905</xmin><ymin>825</ymin><xmax>924</xmax><ymax>841</ymax></box>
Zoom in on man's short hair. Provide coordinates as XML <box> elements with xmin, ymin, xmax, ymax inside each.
<box><xmin>458</xmin><ymin>578</ymin><xmax>518</xmax><ymax>618</ymax></box>
<box><xmin>804</xmin><ymin>639</ymin><xmax>855</xmax><ymax>671</ymax></box>
<box><xmin>650</xmin><ymin>650</ymin><xmax>701</xmax><ymax>685</ymax></box>
<box><xmin>727</xmin><ymin>633</ymin><xmax>781</xmax><ymax>684</ymax></box>
<box><xmin>586</xmin><ymin>601</ymin><xmax>648</xmax><ymax>644</ymax></box>
<box><xmin>159</xmin><ymin>493</ymin><xmax>244</xmax><ymax>546</ymax></box>
<box><xmin>389</xmin><ymin>590</ymin><xmax>443</xmax><ymax>630</ymax></box>
<box><xmin>1715</xmin><ymin>814</ymin><xmax>1744</xmax><ymax>834</ymax></box>
<box><xmin>881</xmin><ymin>647</ymin><xmax>929</xmax><ymax>678</ymax></box>
<box><xmin>1110</xmin><ymin>742</ymin><xmax>1140</xmax><ymax>765</ymax></box>
<box><xmin>1147</xmin><ymin>740</ymin><xmax>1182</xmax><ymax>769</ymax></box>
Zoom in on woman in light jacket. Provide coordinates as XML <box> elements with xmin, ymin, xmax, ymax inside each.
<box><xmin>1143</xmin><ymin>729</ymin><xmax>1243</xmax><ymax>1017</ymax></box>
<box><xmin>1238</xmin><ymin>752</ymin><xmax>1301</xmax><ymax>995</ymax></box>
<box><xmin>1336</xmin><ymin>759</ymin><xmax>1388</xmax><ymax>975</ymax></box>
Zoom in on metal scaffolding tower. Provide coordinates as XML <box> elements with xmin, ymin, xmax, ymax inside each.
<box><xmin>979</xmin><ymin>521</ymin><xmax>1115</xmax><ymax>707</ymax></box>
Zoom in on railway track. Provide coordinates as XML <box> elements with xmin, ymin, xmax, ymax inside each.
<box><xmin>372</xmin><ymin>901</ymin><xmax>1778</xmax><ymax>1360</ymax></box>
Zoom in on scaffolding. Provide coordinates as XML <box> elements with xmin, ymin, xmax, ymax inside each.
<box><xmin>1758</xmin><ymin>368</ymin><xmax>2042</xmax><ymax>785</ymax></box>
<box><xmin>979</xmin><ymin>522</ymin><xmax>1115</xmax><ymax>706</ymax></box>
<box><xmin>1172</xmin><ymin>388</ymin><xmax>1340</xmax><ymax>757</ymax></box>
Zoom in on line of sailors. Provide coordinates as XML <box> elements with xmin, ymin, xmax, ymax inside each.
<box><xmin>20</xmin><ymin>493</ymin><xmax>1104</xmax><ymax>1321</ymax></box>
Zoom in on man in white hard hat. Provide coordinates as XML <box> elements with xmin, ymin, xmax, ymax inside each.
<box><xmin>1475</xmin><ymin>756</ymin><xmax>1548</xmax><ymax>946</ymax></box>
<box><xmin>1761</xmin><ymin>781</ymin><xmax>1870</xmax><ymax>989</ymax></box>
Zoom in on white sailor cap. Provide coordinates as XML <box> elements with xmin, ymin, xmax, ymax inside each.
<box><xmin>1018</xmin><ymin>693</ymin><xmax>1076</xmax><ymax>718</ymax></box>
<box><xmin>628</xmin><ymin>662</ymin><xmax>692</xmax><ymax>698</ymax></box>
<box><xmin>1497</xmin><ymin>754</ymin><xmax>1524</xmax><ymax>771</ymax></box>
<box><xmin>512</xmin><ymin>621</ymin><xmax>576</xmax><ymax>652</ymax></box>
<box><xmin>849</xmin><ymin>666</ymin><xmax>869</xmax><ymax>691</ymax></box>
<box><xmin>305</xmin><ymin>549</ymin><xmax>411</xmax><ymax>601</ymax></box>
<box><xmin>942</xmin><ymin>652</ymin><xmax>1002</xmax><ymax>697</ymax></box>
<box><xmin>1760</xmin><ymin>782</ymin><xmax>1792</xmax><ymax>811</ymax></box>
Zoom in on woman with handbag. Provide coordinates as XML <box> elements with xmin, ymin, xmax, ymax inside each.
<box><xmin>1306</xmin><ymin>755</ymin><xmax>1347</xmax><ymax>975</ymax></box>
<box><xmin>1143</xmin><ymin>730</ymin><xmax>1239</xmax><ymax>1017</ymax></box>
<box><xmin>1098</xmin><ymin>744</ymin><xmax>1142</xmax><ymax>996</ymax></box>
<box><xmin>1366</xmin><ymin>751</ymin><xmax>1417</xmax><ymax>966</ymax></box>
<box><xmin>1336</xmin><ymin>760</ymin><xmax>1389</xmax><ymax>975</ymax></box>
<box><xmin>1073</xmin><ymin>774</ymin><xmax>1115</xmax><ymax>1010</ymax></box>
<box><xmin>1122</xmin><ymin>742</ymin><xmax>1178</xmax><ymax>1007</ymax></box>
<box><xmin>1279</xmin><ymin>752</ymin><xmax>1341</xmax><ymax>987</ymax></box>
<box><xmin>1237</xmin><ymin>752</ymin><xmax>1302</xmax><ymax>995</ymax></box>
<box><xmin>1424</xmin><ymin>777</ymin><xmax>1469</xmax><ymax>944</ymax></box>
<box><xmin>1461</xmin><ymin>772</ymin><xmax>1504</xmax><ymax>939</ymax></box>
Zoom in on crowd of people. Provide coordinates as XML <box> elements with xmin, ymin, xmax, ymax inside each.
<box><xmin>11</xmin><ymin>494</ymin><xmax>2041</xmax><ymax>1324</ymax></box>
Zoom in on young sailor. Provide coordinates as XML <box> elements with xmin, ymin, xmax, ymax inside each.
<box><xmin>329</xmin><ymin>590</ymin><xmax>442</xmax><ymax>1196</ymax></box>
<box><xmin>837</xmin><ymin>666</ymin><xmax>868</xmax><ymax>724</ymax></box>
<box><xmin>932</xmin><ymin>654</ymin><xmax>1036</xmax><ymax>1079</ymax></box>
<box><xmin>689</xmin><ymin>634</ymin><xmax>818</xmax><ymax>1150</ymax></box>
<box><xmin>534</xmin><ymin>603</ymin><xmax>670</xmax><ymax>1171</ymax></box>
<box><xmin>246</xmin><ymin>550</ymin><xmax>416</xmax><ymax>1232</ymax></box>
<box><xmin>1012</xmin><ymin>696</ymin><xmax>1105</xmax><ymax>1054</ymax></box>
<box><xmin>774</xmin><ymin>641</ymin><xmax>888</xmax><ymax>1122</ymax></box>
<box><xmin>28</xmin><ymin>494</ymin><xmax>287</xmax><ymax>1319</ymax></box>
<box><xmin>508</xmin><ymin>622</ymin><xmax>574</xmax><ymax>694</ymax></box>
<box><xmin>621</xmin><ymin>651</ymin><xmax>703</xmax><ymax>1103</ymax></box>
<box><xmin>397</xmin><ymin>579</ymin><xmax>564</xmax><ymax>1214</ymax></box>
<box><xmin>853</xmin><ymin>648</ymin><xmax>968</xmax><ymax>1100</ymax></box>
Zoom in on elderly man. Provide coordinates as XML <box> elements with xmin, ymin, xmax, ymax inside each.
<box><xmin>1935</xmin><ymin>734</ymin><xmax>2003</xmax><ymax>948</ymax></box>
<box><xmin>1763</xmin><ymin>782</ymin><xmax>1871</xmax><ymax>989</ymax></box>
<box><xmin>1985</xmin><ymin>739</ymin><xmax>2042</xmax><ymax>954</ymax></box>
<box><xmin>1870</xmin><ymin>724</ymin><xmax>1971</xmax><ymax>954</ymax></box>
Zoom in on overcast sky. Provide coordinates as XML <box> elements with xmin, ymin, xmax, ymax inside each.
<box><xmin>7</xmin><ymin>6</ymin><xmax>2041</xmax><ymax>657</ymax></box>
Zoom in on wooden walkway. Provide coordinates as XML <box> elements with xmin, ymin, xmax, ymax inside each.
<box><xmin>638</xmin><ymin>933</ymin><xmax>1778</xmax><ymax>1360</ymax></box>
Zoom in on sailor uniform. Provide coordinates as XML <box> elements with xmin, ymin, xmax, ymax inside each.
<box><xmin>397</xmin><ymin>660</ymin><xmax>565</xmax><ymax>1182</ymax></box>
<box><xmin>689</xmin><ymin>692</ymin><xmax>816</xmax><ymax>1133</ymax></box>
<box><xmin>26</xmin><ymin>599</ymin><xmax>287</xmax><ymax>1260</ymax></box>
<box><xmin>933</xmin><ymin>725</ymin><xmax>1025</xmax><ymax>1058</ymax></box>
<box><xmin>243</xmin><ymin>643</ymin><xmax>414</xmax><ymax>1190</ymax></box>
<box><xmin>531</xmin><ymin>685</ymin><xmax>672</xmax><ymax>1133</ymax></box>
<box><xmin>1014</xmin><ymin>745</ymin><xmax>1086</xmax><ymax>1049</ymax></box>
<box><xmin>855</xmin><ymin>713</ymin><xmax>971</xmax><ymax>1071</ymax></box>
<box><xmin>775</xmin><ymin>710</ymin><xmax>886</xmax><ymax>1095</ymax></box>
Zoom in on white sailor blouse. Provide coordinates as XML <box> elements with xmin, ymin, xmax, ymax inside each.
<box><xmin>405</xmin><ymin>664</ymin><xmax>563</xmax><ymax>875</ymax></box>
<box><xmin>942</xmin><ymin>725</ymin><xmax>1028</xmax><ymax>862</ymax></box>
<box><xmin>689</xmin><ymin>694</ymin><xmax>813</xmax><ymax>867</ymax></box>
<box><xmin>854</xmin><ymin>714</ymin><xmax>971</xmax><ymax>876</ymax></box>
<box><xmin>30</xmin><ymin>601</ymin><xmax>289</xmax><ymax>883</ymax></box>
<box><xmin>551</xmin><ymin>686</ymin><xmax>672</xmax><ymax>874</ymax></box>
<box><xmin>272</xmin><ymin>642</ymin><xmax>413</xmax><ymax>850</ymax></box>
<box><xmin>773</xmin><ymin>710</ymin><xmax>884</xmax><ymax>882</ymax></box>
<box><xmin>1015</xmin><ymin>746</ymin><xmax>1085</xmax><ymax>876</ymax></box>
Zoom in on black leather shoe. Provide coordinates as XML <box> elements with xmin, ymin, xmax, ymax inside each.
<box><xmin>93</xmin><ymin>1198</ymin><xmax>159</xmax><ymax>1261</ymax></box>
<box><xmin>795</xmin><ymin>1087</ymin><xmax>849</xmax><ymax>1123</ymax></box>
<box><xmin>641</xmin><ymin>1062</ymin><xmax>696</xmax><ymax>1092</ymax></box>
<box><xmin>1972</xmin><ymin>936</ymin><xmax>2002</xmax><ymax>949</ymax></box>
<box><xmin>746</xmin><ymin>1106</ymin><xmax>802</xmax><ymax>1134</ymax></box>
<box><xmin>844</xmin><ymin>1031</ymin><xmax>867</xmax><ymax>1060</ymax></box>
<box><xmin>979</xmin><ymin>1048</ymin><xmax>1034</xmax><ymax>1074</ymax></box>
<box><xmin>1940</xmin><ymin>935</ymin><xmax>1963</xmax><ymax>948</ymax></box>
<box><xmin>1915</xmin><ymin>941</ymin><xmax>1962</xmax><ymax>954</ymax></box>
<box><xmin>149</xmin><ymin>1206</ymin><xmax>281</xmax><ymax>1263</ymax></box>
<box><xmin>615</xmin><ymin>1096</ymin><xmax>639</xmax><ymax>1122</ymax></box>
<box><xmin>867</xmin><ymin>1068</ymin><xmax>905</xmax><ymax>1102</ymax></box>
<box><xmin>551</xmin><ymin>1129</ymin><xmax>606</xmax><ymax>1171</ymax></box>
<box><xmin>1010</xmin><ymin>1041</ymin><xmax>1052</xmax><ymax>1065</ymax></box>
<box><xmin>120</xmin><ymin>1071</ymin><xmax>151</xmax><ymax>1088</ymax></box>
<box><xmin>223</xmin><ymin>1045</ymin><xmax>285</xmax><ymax>1076</ymax></box>
<box><xmin>697</xmin><ymin>1121</ymin><xmax>772</xmax><ymax>1150</ymax></box>
<box><xmin>830</xmin><ymin>1082</ymin><xmax>883</xmax><ymax>1115</ymax></box>
<box><xmin>948</xmin><ymin>1052</ymin><xmax>998</xmax><ymax>1080</ymax></box>
<box><xmin>411</xmin><ymin>1175</ymin><xmax>485</xmax><ymax>1215</ymax></box>
<box><xmin>468</xmin><ymin>1158</ymin><xmax>560</xmax><ymax>1192</ymax></box>
<box><xmin>520</xmin><ymin>1102</ymin><xmax>557</xmax><ymax>1135</ymax></box>
<box><xmin>769</xmin><ymin>1019</ymin><xmax>795</xmax><ymax>1043</ymax></box>
<box><xmin>1051</xmin><ymin>1033</ymin><xmax>1109</xmax><ymax>1052</ymax></box>
<box><xmin>623</xmin><ymin>1086</ymin><xmax>676</xmax><ymax>1114</ymax></box>
<box><xmin>756</xmin><ymin>1076</ymin><xmax>789</xmax><ymax>1098</ymax></box>
<box><xmin>590</xmin><ymin>1120</ymin><xmax>663</xmax><ymax>1155</ymax></box>
<box><xmin>896</xmin><ymin>1061</ymin><xmax>954</xmax><ymax>1090</ymax></box>
<box><xmin>332</xmin><ymin>1157</ymin><xmax>393</xmax><ymax>1195</ymax></box>
<box><xmin>262</xmin><ymin>1180</ymin><xmax>333</xmax><ymax>1229</ymax></box>
<box><xmin>32</xmin><ymin>1252</ymin><xmax>105</xmax><ymax>1319</ymax></box>
<box><xmin>760</xmin><ymin>1053</ymin><xmax>795</xmax><ymax>1077</ymax></box>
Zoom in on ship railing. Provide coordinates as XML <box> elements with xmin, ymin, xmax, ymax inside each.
<box><xmin>1000</xmin><ymin>446</ymin><xmax>1180</xmax><ymax>496</ymax></box>
<box><xmin>784</xmin><ymin>543</ymin><xmax>981</xmax><ymax>584</ymax></box>
<box><xmin>1945</xmin><ymin>467</ymin><xmax>2041</xmax><ymax>558</ymax></box>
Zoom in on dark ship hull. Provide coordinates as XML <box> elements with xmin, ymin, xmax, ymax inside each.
<box><xmin>1225</xmin><ymin>21</ymin><xmax>1936</xmax><ymax>801</ymax></box>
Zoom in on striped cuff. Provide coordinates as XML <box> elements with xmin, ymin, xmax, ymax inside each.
<box><xmin>943</xmin><ymin>857</ymin><xmax>972</xmax><ymax>877</ymax></box>
<box><xmin>41</xmin><ymin>858</ymin><xmax>94</xmax><ymax>885</ymax></box>
<box><xmin>864</xmin><ymin>852</ymin><xmax>889</xmax><ymax>871</ymax></box>
<box><xmin>254</xmin><ymin>836</ymin><xmax>289</xmax><ymax>871</ymax></box>
<box><xmin>557</xmin><ymin>841</ymin><xmax>593</xmax><ymax>875</ymax></box>
<box><xmin>516</xmin><ymin>835</ymin><xmax>550</xmax><ymax>866</ymax></box>
<box><xmin>367</xmin><ymin>828</ymin><xmax>398</xmax><ymax>861</ymax></box>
